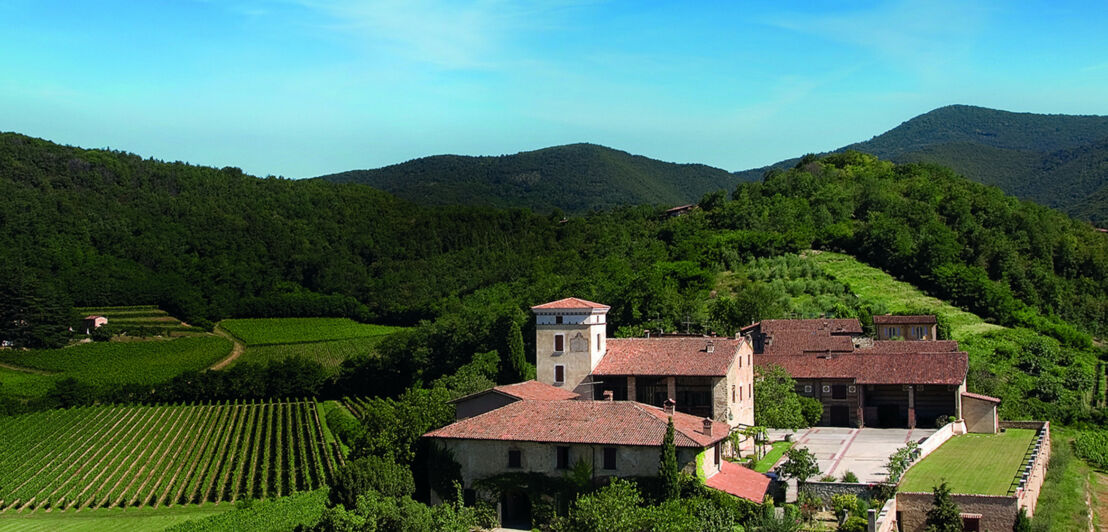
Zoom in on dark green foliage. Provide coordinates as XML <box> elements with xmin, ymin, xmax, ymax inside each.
<box><xmin>841</xmin><ymin>515</ymin><xmax>868</xmax><ymax>532</ymax></box>
<box><xmin>659</xmin><ymin>417</ymin><xmax>680</xmax><ymax>501</ymax></box>
<box><xmin>924</xmin><ymin>481</ymin><xmax>964</xmax><ymax>532</ymax></box>
<box><xmin>503</xmin><ymin>319</ymin><xmax>533</xmax><ymax>383</ymax></box>
<box><xmin>1013</xmin><ymin>507</ymin><xmax>1031</xmax><ymax>532</ymax></box>
<box><xmin>0</xmin><ymin>261</ymin><xmax>72</xmax><ymax>349</ymax></box>
<box><xmin>46</xmin><ymin>377</ymin><xmax>96</xmax><ymax>408</ymax></box>
<box><xmin>557</xmin><ymin>478</ymin><xmax>645</xmax><ymax>532</ymax></box>
<box><xmin>754</xmin><ymin>365</ymin><xmax>808</xmax><ymax>429</ymax></box>
<box><xmin>777</xmin><ymin>447</ymin><xmax>820</xmax><ymax>485</ymax></box>
<box><xmin>328</xmin><ymin>455</ymin><xmax>416</xmax><ymax>509</ymax></box>
<box><xmin>734</xmin><ymin>105</ymin><xmax>1108</xmax><ymax>223</ymax></box>
<box><xmin>841</xmin><ymin>471</ymin><xmax>859</xmax><ymax>483</ymax></box>
<box><xmin>799</xmin><ymin>397</ymin><xmax>823</xmax><ymax>427</ymax></box>
<box><xmin>319</xmin><ymin>143</ymin><xmax>736</xmax><ymax>214</ymax></box>
<box><xmin>325</xmin><ymin>406</ymin><xmax>364</xmax><ymax>450</ymax></box>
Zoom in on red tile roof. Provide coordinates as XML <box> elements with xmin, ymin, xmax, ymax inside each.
<box><xmin>531</xmin><ymin>297</ymin><xmax>610</xmax><ymax>310</ymax></box>
<box><xmin>493</xmin><ymin>380</ymin><xmax>580</xmax><ymax>401</ymax></box>
<box><xmin>761</xmin><ymin>330</ymin><xmax>855</xmax><ymax>356</ymax></box>
<box><xmin>758</xmin><ymin>319</ymin><xmax>863</xmax><ymax>335</ymax></box>
<box><xmin>961</xmin><ymin>391</ymin><xmax>1001</xmax><ymax>404</ymax></box>
<box><xmin>756</xmin><ymin>351</ymin><xmax>967</xmax><ymax>385</ymax></box>
<box><xmin>592</xmin><ymin>337</ymin><xmax>744</xmax><ymax>377</ymax></box>
<box><xmin>873</xmin><ymin>315</ymin><xmax>937</xmax><ymax>325</ymax></box>
<box><xmin>705</xmin><ymin>460</ymin><xmax>771</xmax><ymax>503</ymax></box>
<box><xmin>861</xmin><ymin>340</ymin><xmax>960</xmax><ymax>353</ymax></box>
<box><xmin>425</xmin><ymin>400</ymin><xmax>730</xmax><ymax>448</ymax></box>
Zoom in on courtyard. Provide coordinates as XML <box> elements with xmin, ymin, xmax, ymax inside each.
<box><xmin>766</xmin><ymin>427</ymin><xmax>937</xmax><ymax>483</ymax></box>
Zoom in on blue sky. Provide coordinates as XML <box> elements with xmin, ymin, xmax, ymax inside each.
<box><xmin>1</xmin><ymin>1</ymin><xmax>1106</xmax><ymax>178</ymax></box>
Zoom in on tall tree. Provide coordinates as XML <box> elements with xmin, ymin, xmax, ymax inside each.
<box><xmin>753</xmin><ymin>365</ymin><xmax>808</xmax><ymax>429</ymax></box>
<box><xmin>659</xmin><ymin>417</ymin><xmax>679</xmax><ymax>500</ymax></box>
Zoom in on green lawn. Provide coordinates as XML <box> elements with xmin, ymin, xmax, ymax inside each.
<box><xmin>219</xmin><ymin>318</ymin><xmax>404</xmax><ymax>346</ymax></box>
<box><xmin>899</xmin><ymin>429</ymin><xmax>1036</xmax><ymax>495</ymax></box>
<box><xmin>0</xmin><ymin>503</ymin><xmax>231</xmax><ymax>532</ymax></box>
<box><xmin>230</xmin><ymin>336</ymin><xmax>389</xmax><ymax>374</ymax></box>
<box><xmin>806</xmin><ymin>251</ymin><xmax>1003</xmax><ymax>341</ymax></box>
<box><xmin>0</xmin><ymin>336</ymin><xmax>232</xmax><ymax>390</ymax></box>
<box><xmin>755</xmin><ymin>441</ymin><xmax>794</xmax><ymax>473</ymax></box>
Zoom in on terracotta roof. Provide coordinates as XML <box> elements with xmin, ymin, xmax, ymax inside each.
<box><xmin>961</xmin><ymin>391</ymin><xmax>1001</xmax><ymax>404</ymax></box>
<box><xmin>493</xmin><ymin>380</ymin><xmax>580</xmax><ymax>401</ymax></box>
<box><xmin>705</xmin><ymin>461</ymin><xmax>771</xmax><ymax>503</ymax></box>
<box><xmin>425</xmin><ymin>400</ymin><xmax>729</xmax><ymax>448</ymax></box>
<box><xmin>756</xmin><ymin>352</ymin><xmax>968</xmax><ymax>385</ymax></box>
<box><xmin>84</xmin><ymin>315</ymin><xmax>104</xmax><ymax>320</ymax></box>
<box><xmin>531</xmin><ymin>297</ymin><xmax>610</xmax><ymax>310</ymax></box>
<box><xmin>860</xmin><ymin>340</ymin><xmax>960</xmax><ymax>353</ymax></box>
<box><xmin>761</xmin><ymin>330</ymin><xmax>855</xmax><ymax>356</ymax></box>
<box><xmin>592</xmin><ymin>337</ymin><xmax>743</xmax><ymax>377</ymax></box>
<box><xmin>873</xmin><ymin>315</ymin><xmax>937</xmax><ymax>325</ymax></box>
<box><xmin>758</xmin><ymin>319</ymin><xmax>863</xmax><ymax>335</ymax></box>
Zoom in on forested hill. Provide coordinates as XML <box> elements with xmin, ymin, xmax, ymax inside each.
<box><xmin>734</xmin><ymin>105</ymin><xmax>1108</xmax><ymax>224</ymax></box>
<box><xmin>316</xmin><ymin>143</ymin><xmax>736</xmax><ymax>214</ymax></box>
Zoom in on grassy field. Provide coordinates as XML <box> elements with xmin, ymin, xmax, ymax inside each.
<box><xmin>0</xmin><ymin>400</ymin><xmax>340</xmax><ymax>513</ymax></box>
<box><xmin>0</xmin><ymin>502</ymin><xmax>230</xmax><ymax>532</ymax></box>
<box><xmin>755</xmin><ymin>441</ymin><xmax>793</xmax><ymax>473</ymax></box>
<box><xmin>219</xmin><ymin>318</ymin><xmax>403</xmax><ymax>346</ymax></box>
<box><xmin>0</xmin><ymin>336</ymin><xmax>232</xmax><ymax>390</ymax></box>
<box><xmin>899</xmin><ymin>429</ymin><xmax>1036</xmax><ymax>495</ymax></box>
<box><xmin>74</xmin><ymin>305</ymin><xmax>197</xmax><ymax>336</ymax></box>
<box><xmin>229</xmin><ymin>336</ymin><xmax>388</xmax><ymax>374</ymax></box>
<box><xmin>805</xmin><ymin>251</ymin><xmax>1003</xmax><ymax>340</ymax></box>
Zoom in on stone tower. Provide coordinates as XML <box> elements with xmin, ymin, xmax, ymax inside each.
<box><xmin>530</xmin><ymin>297</ymin><xmax>609</xmax><ymax>396</ymax></box>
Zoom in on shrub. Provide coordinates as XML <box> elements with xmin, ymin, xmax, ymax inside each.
<box><xmin>1073</xmin><ymin>430</ymin><xmax>1108</xmax><ymax>470</ymax></box>
<box><xmin>840</xmin><ymin>471</ymin><xmax>859</xmax><ymax>483</ymax></box>
<box><xmin>840</xmin><ymin>515</ymin><xmax>868</xmax><ymax>532</ymax></box>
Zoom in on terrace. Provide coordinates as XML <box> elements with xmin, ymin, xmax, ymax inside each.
<box><xmin>898</xmin><ymin>428</ymin><xmax>1038</xmax><ymax>496</ymax></box>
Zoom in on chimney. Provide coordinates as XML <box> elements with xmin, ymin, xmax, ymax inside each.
<box><xmin>663</xmin><ymin>398</ymin><xmax>675</xmax><ymax>415</ymax></box>
<box><xmin>644</xmin><ymin>329</ymin><xmax>651</xmax><ymax>338</ymax></box>
<box><xmin>603</xmin><ymin>390</ymin><xmax>614</xmax><ymax>401</ymax></box>
<box><xmin>706</xmin><ymin>340</ymin><xmax>715</xmax><ymax>353</ymax></box>
<box><xmin>702</xmin><ymin>417</ymin><xmax>713</xmax><ymax>436</ymax></box>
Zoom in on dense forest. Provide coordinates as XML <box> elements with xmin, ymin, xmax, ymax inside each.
<box><xmin>3</xmin><ymin>132</ymin><xmax>1108</xmax><ymax>415</ymax></box>
<box><xmin>734</xmin><ymin>105</ymin><xmax>1108</xmax><ymax>224</ymax></box>
<box><xmin>317</xmin><ymin>143</ymin><xmax>736</xmax><ymax>214</ymax></box>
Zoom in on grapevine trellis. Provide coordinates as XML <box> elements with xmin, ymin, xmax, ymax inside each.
<box><xmin>0</xmin><ymin>399</ymin><xmax>341</xmax><ymax>512</ymax></box>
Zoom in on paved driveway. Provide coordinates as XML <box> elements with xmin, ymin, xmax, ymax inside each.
<box><xmin>767</xmin><ymin>427</ymin><xmax>936</xmax><ymax>483</ymax></box>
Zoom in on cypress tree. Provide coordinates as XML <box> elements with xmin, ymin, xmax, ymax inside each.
<box><xmin>506</xmin><ymin>320</ymin><xmax>533</xmax><ymax>382</ymax></box>
<box><xmin>659</xmin><ymin>417</ymin><xmax>679</xmax><ymax>500</ymax></box>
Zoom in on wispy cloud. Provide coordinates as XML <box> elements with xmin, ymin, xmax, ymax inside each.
<box><xmin>290</xmin><ymin>0</ymin><xmax>585</xmax><ymax>70</ymax></box>
<box><xmin>765</xmin><ymin>0</ymin><xmax>992</xmax><ymax>79</ymax></box>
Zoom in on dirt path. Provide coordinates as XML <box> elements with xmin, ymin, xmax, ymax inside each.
<box><xmin>1092</xmin><ymin>471</ymin><xmax>1107</xmax><ymax>532</ymax></box>
<box><xmin>0</xmin><ymin>361</ymin><xmax>54</xmax><ymax>375</ymax></box>
<box><xmin>208</xmin><ymin>325</ymin><xmax>245</xmax><ymax>370</ymax></box>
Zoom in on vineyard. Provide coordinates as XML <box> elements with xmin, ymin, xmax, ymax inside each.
<box><xmin>74</xmin><ymin>306</ymin><xmax>198</xmax><ymax>336</ymax></box>
<box><xmin>0</xmin><ymin>336</ymin><xmax>232</xmax><ymax>390</ymax></box>
<box><xmin>218</xmin><ymin>318</ymin><xmax>403</xmax><ymax>346</ymax></box>
<box><xmin>0</xmin><ymin>400</ymin><xmax>343</xmax><ymax>513</ymax></box>
<box><xmin>231</xmin><ymin>337</ymin><xmax>389</xmax><ymax>374</ymax></box>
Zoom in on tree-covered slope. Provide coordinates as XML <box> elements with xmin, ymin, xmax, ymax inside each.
<box><xmin>316</xmin><ymin>143</ymin><xmax>736</xmax><ymax>213</ymax></box>
<box><xmin>734</xmin><ymin>105</ymin><xmax>1108</xmax><ymax>223</ymax></box>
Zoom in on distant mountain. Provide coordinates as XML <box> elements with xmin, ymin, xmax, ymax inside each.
<box><xmin>316</xmin><ymin>143</ymin><xmax>736</xmax><ymax>214</ymax></box>
<box><xmin>734</xmin><ymin>105</ymin><xmax>1108</xmax><ymax>224</ymax></box>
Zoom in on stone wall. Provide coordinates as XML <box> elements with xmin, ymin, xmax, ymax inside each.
<box><xmin>999</xmin><ymin>420</ymin><xmax>1047</xmax><ymax>430</ymax></box>
<box><xmin>896</xmin><ymin>492</ymin><xmax>1018</xmax><ymax>532</ymax></box>
<box><xmin>1016</xmin><ymin>421</ymin><xmax>1050</xmax><ymax>517</ymax></box>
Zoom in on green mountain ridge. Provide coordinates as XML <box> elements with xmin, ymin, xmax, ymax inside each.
<box><xmin>316</xmin><ymin>143</ymin><xmax>737</xmax><ymax>214</ymax></box>
<box><xmin>733</xmin><ymin>105</ymin><xmax>1108</xmax><ymax>224</ymax></box>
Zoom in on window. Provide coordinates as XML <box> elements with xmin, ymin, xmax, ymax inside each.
<box><xmin>596</xmin><ymin>333</ymin><xmax>601</xmax><ymax>351</ymax></box>
<box><xmin>832</xmin><ymin>385</ymin><xmax>847</xmax><ymax>399</ymax></box>
<box><xmin>885</xmin><ymin>326</ymin><xmax>899</xmax><ymax>338</ymax></box>
<box><xmin>732</xmin><ymin>385</ymin><xmax>736</xmax><ymax>402</ymax></box>
<box><xmin>804</xmin><ymin>384</ymin><xmax>812</xmax><ymax>393</ymax></box>
<box><xmin>822</xmin><ymin>385</ymin><xmax>831</xmax><ymax>394</ymax></box>
<box><xmin>556</xmin><ymin>446</ymin><xmax>570</xmax><ymax>470</ymax></box>
<box><xmin>912</xmin><ymin>326</ymin><xmax>926</xmax><ymax>339</ymax></box>
<box><xmin>554</xmin><ymin>365</ymin><xmax>565</xmax><ymax>383</ymax></box>
<box><xmin>961</xmin><ymin>516</ymin><xmax>981</xmax><ymax>532</ymax></box>
<box><xmin>554</xmin><ymin>334</ymin><xmax>564</xmax><ymax>352</ymax></box>
<box><xmin>555</xmin><ymin>315</ymin><xmax>563</xmax><ymax>324</ymax></box>
<box><xmin>508</xmin><ymin>449</ymin><xmax>521</xmax><ymax>468</ymax></box>
<box><xmin>603</xmin><ymin>447</ymin><xmax>617</xmax><ymax>470</ymax></box>
<box><xmin>714</xmin><ymin>443</ymin><xmax>721</xmax><ymax>466</ymax></box>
